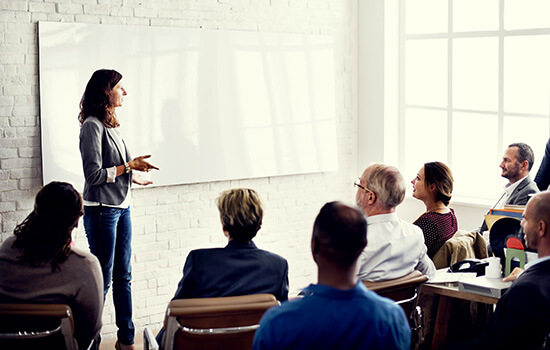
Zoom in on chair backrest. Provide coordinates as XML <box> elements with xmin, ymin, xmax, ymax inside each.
<box><xmin>490</xmin><ymin>217</ymin><xmax>523</xmax><ymax>267</ymax></box>
<box><xmin>0</xmin><ymin>303</ymin><xmax>78</xmax><ymax>350</ymax></box>
<box><xmin>162</xmin><ymin>293</ymin><xmax>280</xmax><ymax>350</ymax></box>
<box><xmin>362</xmin><ymin>270</ymin><xmax>429</xmax><ymax>317</ymax></box>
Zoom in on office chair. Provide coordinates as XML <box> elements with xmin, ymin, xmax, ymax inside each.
<box><xmin>363</xmin><ymin>270</ymin><xmax>429</xmax><ymax>348</ymax></box>
<box><xmin>0</xmin><ymin>303</ymin><xmax>78</xmax><ymax>350</ymax></box>
<box><xmin>489</xmin><ymin>217</ymin><xmax>523</xmax><ymax>268</ymax></box>
<box><xmin>362</xmin><ymin>270</ymin><xmax>428</xmax><ymax>316</ymax></box>
<box><xmin>144</xmin><ymin>293</ymin><xmax>280</xmax><ymax>350</ymax></box>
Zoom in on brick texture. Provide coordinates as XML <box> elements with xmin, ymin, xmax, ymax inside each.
<box><xmin>0</xmin><ymin>0</ymin><xmax>357</xmax><ymax>341</ymax></box>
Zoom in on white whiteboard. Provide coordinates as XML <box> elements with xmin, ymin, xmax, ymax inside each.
<box><xmin>38</xmin><ymin>22</ymin><xmax>338</xmax><ymax>189</ymax></box>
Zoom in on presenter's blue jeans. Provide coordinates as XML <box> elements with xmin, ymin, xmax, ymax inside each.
<box><xmin>84</xmin><ymin>205</ymin><xmax>135</xmax><ymax>345</ymax></box>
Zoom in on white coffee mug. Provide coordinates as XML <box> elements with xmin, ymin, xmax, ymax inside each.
<box><xmin>486</xmin><ymin>257</ymin><xmax>502</xmax><ymax>279</ymax></box>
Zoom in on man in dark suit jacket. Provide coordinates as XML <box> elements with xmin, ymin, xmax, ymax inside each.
<box><xmin>172</xmin><ymin>188</ymin><xmax>289</xmax><ymax>301</ymax></box>
<box><xmin>535</xmin><ymin>138</ymin><xmax>550</xmax><ymax>191</ymax></box>
<box><xmin>156</xmin><ymin>188</ymin><xmax>289</xmax><ymax>344</ymax></box>
<box><xmin>480</xmin><ymin>143</ymin><xmax>539</xmax><ymax>233</ymax></box>
<box><xmin>467</xmin><ymin>191</ymin><xmax>550</xmax><ymax>349</ymax></box>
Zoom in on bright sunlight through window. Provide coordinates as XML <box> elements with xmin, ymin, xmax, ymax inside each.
<box><xmin>397</xmin><ymin>0</ymin><xmax>550</xmax><ymax>204</ymax></box>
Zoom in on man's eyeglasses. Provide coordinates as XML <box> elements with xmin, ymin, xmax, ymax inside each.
<box><xmin>354</xmin><ymin>179</ymin><xmax>373</xmax><ymax>193</ymax></box>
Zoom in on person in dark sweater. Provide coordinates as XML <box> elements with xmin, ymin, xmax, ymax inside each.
<box><xmin>0</xmin><ymin>182</ymin><xmax>103</xmax><ymax>350</ymax></box>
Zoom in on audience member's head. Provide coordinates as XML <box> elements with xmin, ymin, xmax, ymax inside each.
<box><xmin>13</xmin><ymin>181</ymin><xmax>83</xmax><ymax>271</ymax></box>
<box><xmin>311</xmin><ymin>201</ymin><xmax>367</xmax><ymax>270</ymax></box>
<box><xmin>521</xmin><ymin>191</ymin><xmax>550</xmax><ymax>256</ymax></box>
<box><xmin>217</xmin><ymin>188</ymin><xmax>263</xmax><ymax>243</ymax></box>
<box><xmin>412</xmin><ymin>161</ymin><xmax>454</xmax><ymax>206</ymax></box>
<box><xmin>356</xmin><ymin>163</ymin><xmax>406</xmax><ymax>215</ymax></box>
<box><xmin>501</xmin><ymin>142</ymin><xmax>534</xmax><ymax>184</ymax></box>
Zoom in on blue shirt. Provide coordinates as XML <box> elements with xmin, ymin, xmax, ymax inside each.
<box><xmin>252</xmin><ymin>282</ymin><xmax>411</xmax><ymax>350</ymax></box>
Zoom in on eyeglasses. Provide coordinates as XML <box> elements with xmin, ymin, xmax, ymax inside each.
<box><xmin>354</xmin><ymin>179</ymin><xmax>373</xmax><ymax>193</ymax></box>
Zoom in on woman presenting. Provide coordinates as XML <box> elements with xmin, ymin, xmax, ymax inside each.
<box><xmin>78</xmin><ymin>69</ymin><xmax>158</xmax><ymax>350</ymax></box>
<box><xmin>411</xmin><ymin>161</ymin><xmax>458</xmax><ymax>258</ymax></box>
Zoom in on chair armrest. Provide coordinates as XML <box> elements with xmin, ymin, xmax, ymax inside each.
<box><xmin>143</xmin><ymin>327</ymin><xmax>159</xmax><ymax>350</ymax></box>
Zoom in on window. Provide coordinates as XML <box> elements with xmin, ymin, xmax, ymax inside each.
<box><xmin>395</xmin><ymin>0</ymin><xmax>550</xmax><ymax>203</ymax></box>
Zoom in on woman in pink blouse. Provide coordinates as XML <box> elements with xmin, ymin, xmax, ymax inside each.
<box><xmin>411</xmin><ymin>161</ymin><xmax>458</xmax><ymax>258</ymax></box>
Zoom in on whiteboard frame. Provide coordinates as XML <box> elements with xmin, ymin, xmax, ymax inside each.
<box><xmin>38</xmin><ymin>22</ymin><xmax>338</xmax><ymax>190</ymax></box>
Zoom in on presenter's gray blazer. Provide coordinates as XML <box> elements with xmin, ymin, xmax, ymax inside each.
<box><xmin>79</xmin><ymin>116</ymin><xmax>132</xmax><ymax>206</ymax></box>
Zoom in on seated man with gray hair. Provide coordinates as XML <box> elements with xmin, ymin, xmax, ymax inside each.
<box><xmin>355</xmin><ymin>163</ymin><xmax>435</xmax><ymax>281</ymax></box>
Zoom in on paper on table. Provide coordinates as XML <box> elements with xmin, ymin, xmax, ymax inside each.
<box><xmin>427</xmin><ymin>268</ymin><xmax>477</xmax><ymax>284</ymax></box>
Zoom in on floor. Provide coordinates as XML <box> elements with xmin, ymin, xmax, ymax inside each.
<box><xmin>98</xmin><ymin>327</ymin><xmax>160</xmax><ymax>350</ymax></box>
<box><xmin>99</xmin><ymin>337</ymin><xmax>144</xmax><ymax>350</ymax></box>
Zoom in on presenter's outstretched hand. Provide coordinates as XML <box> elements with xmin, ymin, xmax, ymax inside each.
<box><xmin>129</xmin><ymin>155</ymin><xmax>159</xmax><ymax>172</ymax></box>
<box><xmin>133</xmin><ymin>174</ymin><xmax>153</xmax><ymax>186</ymax></box>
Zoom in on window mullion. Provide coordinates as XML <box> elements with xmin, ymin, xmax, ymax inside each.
<box><xmin>497</xmin><ymin>0</ymin><xmax>505</xmax><ymax>154</ymax></box>
<box><xmin>447</xmin><ymin>0</ymin><xmax>453</xmax><ymax>168</ymax></box>
<box><xmin>397</xmin><ymin>0</ymin><xmax>406</xmax><ymax>170</ymax></box>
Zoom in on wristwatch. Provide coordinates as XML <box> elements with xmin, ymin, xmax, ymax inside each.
<box><xmin>124</xmin><ymin>162</ymin><xmax>131</xmax><ymax>174</ymax></box>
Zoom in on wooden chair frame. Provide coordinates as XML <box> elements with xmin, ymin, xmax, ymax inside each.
<box><xmin>0</xmin><ymin>303</ymin><xmax>78</xmax><ymax>350</ymax></box>
<box><xmin>362</xmin><ymin>270</ymin><xmax>428</xmax><ymax>316</ymax></box>
<box><xmin>144</xmin><ymin>294</ymin><xmax>279</xmax><ymax>350</ymax></box>
<box><xmin>363</xmin><ymin>270</ymin><xmax>429</xmax><ymax>348</ymax></box>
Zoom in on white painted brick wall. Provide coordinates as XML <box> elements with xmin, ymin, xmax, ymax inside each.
<box><xmin>0</xmin><ymin>0</ymin><xmax>358</xmax><ymax>341</ymax></box>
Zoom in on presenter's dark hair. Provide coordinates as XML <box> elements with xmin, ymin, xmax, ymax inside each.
<box><xmin>13</xmin><ymin>181</ymin><xmax>83</xmax><ymax>271</ymax></box>
<box><xmin>217</xmin><ymin>188</ymin><xmax>263</xmax><ymax>242</ymax></box>
<box><xmin>509</xmin><ymin>142</ymin><xmax>535</xmax><ymax>170</ymax></box>
<box><xmin>312</xmin><ymin>201</ymin><xmax>367</xmax><ymax>268</ymax></box>
<box><xmin>424</xmin><ymin>161</ymin><xmax>454</xmax><ymax>206</ymax></box>
<box><xmin>78</xmin><ymin>69</ymin><xmax>122</xmax><ymax>128</ymax></box>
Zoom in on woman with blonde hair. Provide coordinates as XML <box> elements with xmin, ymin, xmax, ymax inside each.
<box><xmin>411</xmin><ymin>162</ymin><xmax>458</xmax><ymax>258</ymax></box>
<box><xmin>155</xmin><ymin>188</ymin><xmax>289</xmax><ymax>345</ymax></box>
<box><xmin>172</xmin><ymin>188</ymin><xmax>288</xmax><ymax>300</ymax></box>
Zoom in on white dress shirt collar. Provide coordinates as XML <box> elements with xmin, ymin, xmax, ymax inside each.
<box><xmin>494</xmin><ymin>175</ymin><xmax>528</xmax><ymax>209</ymax></box>
<box><xmin>524</xmin><ymin>255</ymin><xmax>550</xmax><ymax>271</ymax></box>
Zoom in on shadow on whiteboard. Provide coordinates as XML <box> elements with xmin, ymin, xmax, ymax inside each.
<box><xmin>39</xmin><ymin>22</ymin><xmax>338</xmax><ymax>191</ymax></box>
